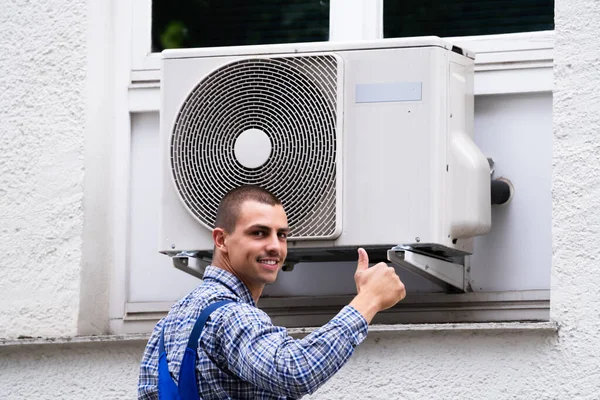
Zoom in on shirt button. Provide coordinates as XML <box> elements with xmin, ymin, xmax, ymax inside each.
<box><xmin>357</xmin><ymin>333</ymin><xmax>365</xmax><ymax>342</ymax></box>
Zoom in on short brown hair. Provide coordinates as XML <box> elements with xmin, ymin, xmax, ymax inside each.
<box><xmin>214</xmin><ymin>185</ymin><xmax>282</xmax><ymax>233</ymax></box>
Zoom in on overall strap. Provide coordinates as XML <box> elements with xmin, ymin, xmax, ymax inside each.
<box><xmin>159</xmin><ymin>324</ymin><xmax>167</xmax><ymax>354</ymax></box>
<box><xmin>177</xmin><ymin>300</ymin><xmax>234</xmax><ymax>400</ymax></box>
<box><xmin>187</xmin><ymin>300</ymin><xmax>234</xmax><ymax>351</ymax></box>
<box><xmin>158</xmin><ymin>325</ymin><xmax>178</xmax><ymax>399</ymax></box>
<box><xmin>158</xmin><ymin>300</ymin><xmax>234</xmax><ymax>400</ymax></box>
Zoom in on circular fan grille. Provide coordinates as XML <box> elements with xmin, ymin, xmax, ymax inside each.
<box><xmin>171</xmin><ymin>55</ymin><xmax>340</xmax><ymax>239</ymax></box>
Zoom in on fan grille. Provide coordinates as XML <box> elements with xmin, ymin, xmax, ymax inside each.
<box><xmin>171</xmin><ymin>55</ymin><xmax>341</xmax><ymax>239</ymax></box>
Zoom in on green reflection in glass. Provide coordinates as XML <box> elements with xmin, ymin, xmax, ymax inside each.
<box><xmin>152</xmin><ymin>0</ymin><xmax>330</xmax><ymax>52</ymax></box>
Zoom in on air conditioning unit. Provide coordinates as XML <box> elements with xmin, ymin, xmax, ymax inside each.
<box><xmin>159</xmin><ymin>37</ymin><xmax>492</xmax><ymax>290</ymax></box>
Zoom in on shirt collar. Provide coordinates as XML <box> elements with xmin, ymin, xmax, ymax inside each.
<box><xmin>202</xmin><ymin>266</ymin><xmax>256</xmax><ymax>306</ymax></box>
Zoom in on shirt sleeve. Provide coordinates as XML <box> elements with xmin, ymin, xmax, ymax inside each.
<box><xmin>206</xmin><ymin>303</ymin><xmax>368</xmax><ymax>398</ymax></box>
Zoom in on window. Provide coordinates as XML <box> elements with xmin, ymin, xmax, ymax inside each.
<box><xmin>384</xmin><ymin>0</ymin><xmax>554</xmax><ymax>38</ymax></box>
<box><xmin>152</xmin><ymin>0</ymin><xmax>330</xmax><ymax>51</ymax></box>
<box><xmin>112</xmin><ymin>0</ymin><xmax>554</xmax><ymax>334</ymax></box>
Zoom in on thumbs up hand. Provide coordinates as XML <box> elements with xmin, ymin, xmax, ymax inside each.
<box><xmin>350</xmin><ymin>248</ymin><xmax>406</xmax><ymax>323</ymax></box>
<box><xmin>354</xmin><ymin>247</ymin><xmax>370</xmax><ymax>293</ymax></box>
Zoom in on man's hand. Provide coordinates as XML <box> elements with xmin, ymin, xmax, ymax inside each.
<box><xmin>349</xmin><ymin>248</ymin><xmax>406</xmax><ymax>324</ymax></box>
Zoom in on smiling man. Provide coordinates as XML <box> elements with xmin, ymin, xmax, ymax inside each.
<box><xmin>138</xmin><ymin>185</ymin><xmax>406</xmax><ymax>399</ymax></box>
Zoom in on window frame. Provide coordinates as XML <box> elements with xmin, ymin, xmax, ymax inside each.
<box><xmin>128</xmin><ymin>0</ymin><xmax>553</xmax><ymax>104</ymax></box>
<box><xmin>109</xmin><ymin>0</ymin><xmax>554</xmax><ymax>334</ymax></box>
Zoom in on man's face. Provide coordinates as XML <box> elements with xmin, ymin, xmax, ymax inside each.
<box><xmin>222</xmin><ymin>200</ymin><xmax>289</xmax><ymax>292</ymax></box>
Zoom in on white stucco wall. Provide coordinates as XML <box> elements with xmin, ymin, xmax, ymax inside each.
<box><xmin>0</xmin><ymin>341</ymin><xmax>145</xmax><ymax>399</ymax></box>
<box><xmin>3</xmin><ymin>0</ymin><xmax>600</xmax><ymax>399</ymax></box>
<box><xmin>0</xmin><ymin>1</ymin><xmax>87</xmax><ymax>338</ymax></box>
<box><xmin>0</xmin><ymin>330</ymin><xmax>563</xmax><ymax>400</ymax></box>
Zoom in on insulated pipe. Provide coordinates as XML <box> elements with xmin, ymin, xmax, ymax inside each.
<box><xmin>491</xmin><ymin>178</ymin><xmax>514</xmax><ymax>205</ymax></box>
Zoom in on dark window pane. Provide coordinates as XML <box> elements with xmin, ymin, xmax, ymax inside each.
<box><xmin>152</xmin><ymin>0</ymin><xmax>330</xmax><ymax>52</ymax></box>
<box><xmin>384</xmin><ymin>0</ymin><xmax>554</xmax><ymax>38</ymax></box>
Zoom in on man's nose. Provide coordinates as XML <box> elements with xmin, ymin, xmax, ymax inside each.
<box><xmin>265</xmin><ymin>233</ymin><xmax>281</xmax><ymax>254</ymax></box>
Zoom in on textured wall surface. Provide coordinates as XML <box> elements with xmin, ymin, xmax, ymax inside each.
<box><xmin>0</xmin><ymin>341</ymin><xmax>145</xmax><ymax>400</ymax></box>
<box><xmin>0</xmin><ymin>1</ymin><xmax>86</xmax><ymax>338</ymax></box>
<box><xmin>310</xmin><ymin>331</ymin><xmax>561</xmax><ymax>399</ymax></box>
<box><xmin>3</xmin><ymin>0</ymin><xmax>600</xmax><ymax>399</ymax></box>
<box><xmin>0</xmin><ymin>331</ymin><xmax>561</xmax><ymax>400</ymax></box>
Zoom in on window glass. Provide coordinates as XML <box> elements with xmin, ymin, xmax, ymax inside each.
<box><xmin>152</xmin><ymin>0</ymin><xmax>330</xmax><ymax>52</ymax></box>
<box><xmin>384</xmin><ymin>0</ymin><xmax>554</xmax><ymax>38</ymax></box>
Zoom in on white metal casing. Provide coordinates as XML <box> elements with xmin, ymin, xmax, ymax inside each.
<box><xmin>159</xmin><ymin>37</ymin><xmax>491</xmax><ymax>258</ymax></box>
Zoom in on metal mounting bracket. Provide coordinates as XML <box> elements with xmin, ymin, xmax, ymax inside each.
<box><xmin>172</xmin><ymin>251</ymin><xmax>211</xmax><ymax>279</ymax></box>
<box><xmin>387</xmin><ymin>246</ymin><xmax>466</xmax><ymax>292</ymax></box>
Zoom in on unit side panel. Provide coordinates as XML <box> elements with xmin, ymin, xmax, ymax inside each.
<box><xmin>336</xmin><ymin>47</ymin><xmax>443</xmax><ymax>247</ymax></box>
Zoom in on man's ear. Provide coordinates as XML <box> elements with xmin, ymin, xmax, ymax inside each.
<box><xmin>212</xmin><ymin>228</ymin><xmax>228</xmax><ymax>254</ymax></box>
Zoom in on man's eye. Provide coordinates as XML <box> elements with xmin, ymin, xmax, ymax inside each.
<box><xmin>278</xmin><ymin>233</ymin><xmax>288</xmax><ymax>239</ymax></box>
<box><xmin>253</xmin><ymin>231</ymin><xmax>265</xmax><ymax>237</ymax></box>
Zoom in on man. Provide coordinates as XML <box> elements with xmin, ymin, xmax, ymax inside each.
<box><xmin>138</xmin><ymin>185</ymin><xmax>406</xmax><ymax>399</ymax></box>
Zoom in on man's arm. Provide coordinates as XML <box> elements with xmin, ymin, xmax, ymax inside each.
<box><xmin>211</xmin><ymin>248</ymin><xmax>406</xmax><ymax>398</ymax></box>
<box><xmin>213</xmin><ymin>302</ymin><xmax>366</xmax><ymax>398</ymax></box>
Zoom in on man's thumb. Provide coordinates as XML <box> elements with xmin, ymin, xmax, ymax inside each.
<box><xmin>356</xmin><ymin>248</ymin><xmax>369</xmax><ymax>272</ymax></box>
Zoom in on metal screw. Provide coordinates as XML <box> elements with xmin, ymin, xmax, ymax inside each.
<box><xmin>171</xmin><ymin>244</ymin><xmax>176</xmax><ymax>249</ymax></box>
<box><xmin>415</xmin><ymin>237</ymin><xmax>420</xmax><ymax>242</ymax></box>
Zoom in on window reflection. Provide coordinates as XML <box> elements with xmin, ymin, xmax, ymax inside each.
<box><xmin>384</xmin><ymin>0</ymin><xmax>554</xmax><ymax>38</ymax></box>
<box><xmin>152</xmin><ymin>0</ymin><xmax>330</xmax><ymax>52</ymax></box>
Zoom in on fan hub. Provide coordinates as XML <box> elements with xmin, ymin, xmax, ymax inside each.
<box><xmin>234</xmin><ymin>128</ymin><xmax>272</xmax><ymax>169</ymax></box>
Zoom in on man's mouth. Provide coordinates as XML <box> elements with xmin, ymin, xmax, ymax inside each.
<box><xmin>258</xmin><ymin>258</ymin><xmax>279</xmax><ymax>265</ymax></box>
<box><xmin>257</xmin><ymin>258</ymin><xmax>279</xmax><ymax>267</ymax></box>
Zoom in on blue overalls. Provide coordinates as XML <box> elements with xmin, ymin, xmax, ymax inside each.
<box><xmin>158</xmin><ymin>300</ymin><xmax>233</xmax><ymax>400</ymax></box>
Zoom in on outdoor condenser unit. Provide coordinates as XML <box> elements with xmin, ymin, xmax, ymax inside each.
<box><xmin>159</xmin><ymin>37</ymin><xmax>492</xmax><ymax>291</ymax></box>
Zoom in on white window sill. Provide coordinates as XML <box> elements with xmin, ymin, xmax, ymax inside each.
<box><xmin>0</xmin><ymin>333</ymin><xmax>149</xmax><ymax>348</ymax></box>
<box><xmin>290</xmin><ymin>321</ymin><xmax>558</xmax><ymax>338</ymax></box>
<box><xmin>0</xmin><ymin>321</ymin><xmax>557</xmax><ymax>348</ymax></box>
<box><xmin>116</xmin><ymin>290</ymin><xmax>550</xmax><ymax>334</ymax></box>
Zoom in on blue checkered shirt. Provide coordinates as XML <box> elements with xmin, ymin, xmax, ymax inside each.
<box><xmin>138</xmin><ymin>266</ymin><xmax>369</xmax><ymax>399</ymax></box>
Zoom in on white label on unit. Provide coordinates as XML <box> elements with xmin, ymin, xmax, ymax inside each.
<box><xmin>355</xmin><ymin>82</ymin><xmax>422</xmax><ymax>103</ymax></box>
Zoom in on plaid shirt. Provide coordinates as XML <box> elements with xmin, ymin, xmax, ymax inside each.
<box><xmin>138</xmin><ymin>266</ymin><xmax>368</xmax><ymax>399</ymax></box>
